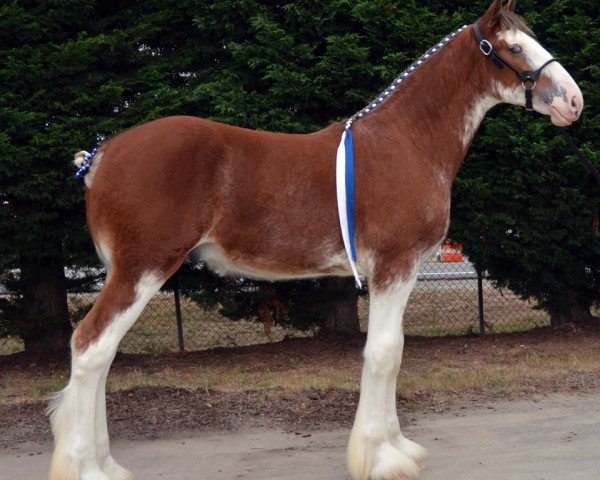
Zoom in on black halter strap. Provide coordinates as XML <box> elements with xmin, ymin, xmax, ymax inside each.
<box><xmin>472</xmin><ymin>22</ymin><xmax>556</xmax><ymax>111</ymax></box>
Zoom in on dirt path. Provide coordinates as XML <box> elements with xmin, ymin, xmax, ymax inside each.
<box><xmin>3</xmin><ymin>392</ymin><xmax>599</xmax><ymax>480</ymax></box>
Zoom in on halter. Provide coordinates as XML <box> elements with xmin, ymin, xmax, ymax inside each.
<box><xmin>472</xmin><ymin>22</ymin><xmax>556</xmax><ymax>111</ymax></box>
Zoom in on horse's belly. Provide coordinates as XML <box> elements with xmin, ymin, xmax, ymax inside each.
<box><xmin>189</xmin><ymin>242</ymin><xmax>352</xmax><ymax>281</ymax></box>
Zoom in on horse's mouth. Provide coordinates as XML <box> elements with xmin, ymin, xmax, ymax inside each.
<box><xmin>550</xmin><ymin>106</ymin><xmax>576</xmax><ymax>127</ymax></box>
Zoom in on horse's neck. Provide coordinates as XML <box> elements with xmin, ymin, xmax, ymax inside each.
<box><xmin>357</xmin><ymin>30</ymin><xmax>496</xmax><ymax>181</ymax></box>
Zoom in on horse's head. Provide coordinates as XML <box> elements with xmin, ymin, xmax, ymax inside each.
<box><xmin>476</xmin><ymin>0</ymin><xmax>583</xmax><ymax>126</ymax></box>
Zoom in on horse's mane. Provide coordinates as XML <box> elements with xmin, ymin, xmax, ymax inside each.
<box><xmin>498</xmin><ymin>11</ymin><xmax>534</xmax><ymax>36</ymax></box>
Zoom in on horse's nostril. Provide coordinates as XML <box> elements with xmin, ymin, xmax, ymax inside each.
<box><xmin>571</xmin><ymin>94</ymin><xmax>582</xmax><ymax>113</ymax></box>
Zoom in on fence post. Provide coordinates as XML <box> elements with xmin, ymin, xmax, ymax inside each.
<box><xmin>477</xmin><ymin>269</ymin><xmax>485</xmax><ymax>334</ymax></box>
<box><xmin>173</xmin><ymin>280</ymin><xmax>185</xmax><ymax>352</ymax></box>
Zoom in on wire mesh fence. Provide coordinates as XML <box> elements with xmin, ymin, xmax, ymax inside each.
<box><xmin>0</xmin><ymin>252</ymin><xmax>549</xmax><ymax>356</ymax></box>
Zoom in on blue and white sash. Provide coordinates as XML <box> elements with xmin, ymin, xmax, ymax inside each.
<box><xmin>336</xmin><ymin>127</ymin><xmax>361</xmax><ymax>287</ymax></box>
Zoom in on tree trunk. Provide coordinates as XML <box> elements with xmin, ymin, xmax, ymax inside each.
<box><xmin>322</xmin><ymin>277</ymin><xmax>360</xmax><ymax>333</ymax></box>
<box><xmin>17</xmin><ymin>254</ymin><xmax>71</xmax><ymax>353</ymax></box>
<box><xmin>549</xmin><ymin>290</ymin><xmax>595</xmax><ymax>327</ymax></box>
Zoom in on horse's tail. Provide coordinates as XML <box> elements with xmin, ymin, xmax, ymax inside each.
<box><xmin>74</xmin><ymin>149</ymin><xmax>103</xmax><ymax>189</ymax></box>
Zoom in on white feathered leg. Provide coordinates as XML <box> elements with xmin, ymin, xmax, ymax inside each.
<box><xmin>50</xmin><ymin>344</ymin><xmax>119</xmax><ymax>480</ymax></box>
<box><xmin>49</xmin><ymin>273</ymin><xmax>161</xmax><ymax>480</ymax></box>
<box><xmin>95</xmin><ymin>361</ymin><xmax>135</xmax><ymax>480</ymax></box>
<box><xmin>347</xmin><ymin>271</ymin><xmax>423</xmax><ymax>480</ymax></box>
<box><xmin>385</xmin><ymin>348</ymin><xmax>427</xmax><ymax>466</ymax></box>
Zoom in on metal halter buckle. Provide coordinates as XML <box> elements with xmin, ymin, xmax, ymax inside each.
<box><xmin>479</xmin><ymin>39</ymin><xmax>493</xmax><ymax>56</ymax></box>
<box><xmin>521</xmin><ymin>80</ymin><xmax>536</xmax><ymax>90</ymax></box>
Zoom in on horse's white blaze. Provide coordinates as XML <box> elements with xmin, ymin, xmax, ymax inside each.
<box><xmin>348</xmin><ymin>271</ymin><xmax>422</xmax><ymax>480</ymax></box>
<box><xmin>49</xmin><ymin>272</ymin><xmax>162</xmax><ymax>480</ymax></box>
<box><xmin>496</xmin><ymin>29</ymin><xmax>583</xmax><ymax>125</ymax></box>
<box><xmin>497</xmin><ymin>29</ymin><xmax>553</xmax><ymax>72</ymax></box>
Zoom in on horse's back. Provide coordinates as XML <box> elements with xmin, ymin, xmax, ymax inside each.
<box><xmin>85</xmin><ymin>115</ymin><xmax>345</xmax><ymax>274</ymax></box>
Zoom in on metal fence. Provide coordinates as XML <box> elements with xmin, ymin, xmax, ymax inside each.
<box><xmin>0</xmin><ymin>255</ymin><xmax>549</xmax><ymax>356</ymax></box>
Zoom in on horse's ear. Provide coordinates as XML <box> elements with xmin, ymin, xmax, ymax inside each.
<box><xmin>480</xmin><ymin>0</ymin><xmax>503</xmax><ymax>28</ymax></box>
<box><xmin>504</xmin><ymin>0</ymin><xmax>517</xmax><ymax>12</ymax></box>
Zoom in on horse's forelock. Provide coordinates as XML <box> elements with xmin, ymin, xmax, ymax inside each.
<box><xmin>497</xmin><ymin>10</ymin><xmax>534</xmax><ymax>37</ymax></box>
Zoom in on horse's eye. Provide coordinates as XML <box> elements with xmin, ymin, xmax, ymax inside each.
<box><xmin>508</xmin><ymin>44</ymin><xmax>522</xmax><ymax>54</ymax></box>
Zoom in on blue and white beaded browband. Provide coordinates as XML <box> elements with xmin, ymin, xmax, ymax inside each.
<box><xmin>336</xmin><ymin>25</ymin><xmax>468</xmax><ymax>288</ymax></box>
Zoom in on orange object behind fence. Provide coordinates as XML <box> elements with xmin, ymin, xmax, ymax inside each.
<box><xmin>440</xmin><ymin>241</ymin><xmax>463</xmax><ymax>262</ymax></box>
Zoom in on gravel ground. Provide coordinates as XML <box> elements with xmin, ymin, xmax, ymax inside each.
<box><xmin>2</xmin><ymin>393</ymin><xmax>599</xmax><ymax>479</ymax></box>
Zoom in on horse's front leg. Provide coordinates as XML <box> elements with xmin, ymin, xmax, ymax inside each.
<box><xmin>347</xmin><ymin>271</ymin><xmax>424</xmax><ymax>480</ymax></box>
<box><xmin>385</xmin><ymin>343</ymin><xmax>427</xmax><ymax>467</ymax></box>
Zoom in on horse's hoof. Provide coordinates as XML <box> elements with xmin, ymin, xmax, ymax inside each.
<box><xmin>102</xmin><ymin>457</ymin><xmax>135</xmax><ymax>480</ymax></box>
<box><xmin>370</xmin><ymin>443</ymin><xmax>420</xmax><ymax>480</ymax></box>
<box><xmin>395</xmin><ymin>437</ymin><xmax>427</xmax><ymax>465</ymax></box>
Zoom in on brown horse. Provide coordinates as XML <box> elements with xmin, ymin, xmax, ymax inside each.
<box><xmin>49</xmin><ymin>1</ymin><xmax>583</xmax><ymax>479</ymax></box>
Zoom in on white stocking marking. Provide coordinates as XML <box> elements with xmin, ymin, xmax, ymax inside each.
<box><xmin>49</xmin><ymin>273</ymin><xmax>162</xmax><ymax>480</ymax></box>
<box><xmin>347</xmin><ymin>271</ymin><xmax>424</xmax><ymax>480</ymax></box>
<box><xmin>95</xmin><ymin>361</ymin><xmax>135</xmax><ymax>480</ymax></box>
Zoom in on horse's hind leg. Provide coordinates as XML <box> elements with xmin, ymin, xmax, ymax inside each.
<box><xmin>95</xmin><ymin>361</ymin><xmax>131</xmax><ymax>479</ymax></box>
<box><xmin>49</xmin><ymin>267</ymin><xmax>166</xmax><ymax>480</ymax></box>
